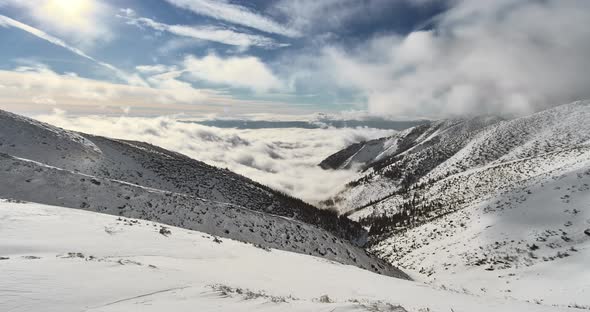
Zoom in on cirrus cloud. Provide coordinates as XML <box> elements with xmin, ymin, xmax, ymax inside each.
<box><xmin>163</xmin><ymin>0</ymin><xmax>300</xmax><ymax>38</ymax></box>
<box><xmin>118</xmin><ymin>9</ymin><xmax>288</xmax><ymax>50</ymax></box>
<box><xmin>0</xmin><ymin>0</ymin><xmax>113</xmax><ymax>46</ymax></box>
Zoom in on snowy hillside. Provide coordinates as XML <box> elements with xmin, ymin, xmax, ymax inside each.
<box><xmin>317</xmin><ymin>100</ymin><xmax>590</xmax><ymax>308</ymax></box>
<box><xmin>0</xmin><ymin>109</ymin><xmax>365</xmax><ymax>245</ymax></box>
<box><xmin>371</xmin><ymin>159</ymin><xmax>590</xmax><ymax>308</ymax></box>
<box><xmin>0</xmin><ymin>109</ymin><xmax>405</xmax><ymax>277</ymax></box>
<box><xmin>319</xmin><ymin>116</ymin><xmax>503</xmax><ymax>211</ymax></box>
<box><xmin>0</xmin><ymin>200</ymin><xmax>576</xmax><ymax>312</ymax></box>
<box><xmin>321</xmin><ymin>100</ymin><xmax>590</xmax><ymax>215</ymax></box>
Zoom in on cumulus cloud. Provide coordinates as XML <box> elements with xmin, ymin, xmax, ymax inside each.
<box><xmin>134</xmin><ymin>53</ymin><xmax>284</xmax><ymax>94</ymax></box>
<box><xmin>0</xmin><ymin>0</ymin><xmax>113</xmax><ymax>46</ymax></box>
<box><xmin>289</xmin><ymin>0</ymin><xmax>590</xmax><ymax>118</ymax></box>
<box><xmin>183</xmin><ymin>54</ymin><xmax>284</xmax><ymax>92</ymax></box>
<box><xmin>34</xmin><ymin>113</ymin><xmax>395</xmax><ymax>203</ymax></box>
<box><xmin>163</xmin><ymin>0</ymin><xmax>300</xmax><ymax>38</ymax></box>
<box><xmin>0</xmin><ymin>63</ymin><xmax>307</xmax><ymax>116</ymax></box>
<box><xmin>119</xmin><ymin>9</ymin><xmax>287</xmax><ymax>49</ymax></box>
<box><xmin>0</xmin><ymin>64</ymin><xmax>226</xmax><ymax>114</ymax></box>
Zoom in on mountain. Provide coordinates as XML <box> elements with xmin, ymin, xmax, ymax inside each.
<box><xmin>319</xmin><ymin>116</ymin><xmax>503</xmax><ymax>211</ymax></box>
<box><xmin>319</xmin><ymin>100</ymin><xmax>590</xmax><ymax>307</ymax></box>
<box><xmin>0</xmin><ymin>199</ymin><xmax>573</xmax><ymax>312</ymax></box>
<box><xmin>0</xmin><ymin>109</ymin><xmax>406</xmax><ymax>278</ymax></box>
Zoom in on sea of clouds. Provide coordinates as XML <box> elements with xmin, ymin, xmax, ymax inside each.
<box><xmin>36</xmin><ymin>113</ymin><xmax>395</xmax><ymax>204</ymax></box>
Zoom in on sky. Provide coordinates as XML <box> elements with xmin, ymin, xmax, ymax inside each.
<box><xmin>2</xmin><ymin>0</ymin><xmax>588</xmax><ymax>119</ymax></box>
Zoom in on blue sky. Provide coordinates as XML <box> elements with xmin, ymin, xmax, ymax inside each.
<box><xmin>0</xmin><ymin>0</ymin><xmax>589</xmax><ymax>118</ymax></box>
<box><xmin>0</xmin><ymin>0</ymin><xmax>444</xmax><ymax>117</ymax></box>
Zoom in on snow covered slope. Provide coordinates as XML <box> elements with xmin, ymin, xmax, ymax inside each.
<box><xmin>317</xmin><ymin>100</ymin><xmax>590</xmax><ymax>308</ymax></box>
<box><xmin>321</xmin><ymin>100</ymin><xmax>590</xmax><ymax>215</ymax></box>
<box><xmin>319</xmin><ymin>116</ymin><xmax>503</xmax><ymax>211</ymax></box>
<box><xmin>0</xmin><ymin>200</ymin><xmax>575</xmax><ymax>312</ymax></box>
<box><xmin>0</xmin><ymin>109</ymin><xmax>365</xmax><ymax>245</ymax></box>
<box><xmin>371</xmin><ymin>160</ymin><xmax>590</xmax><ymax>308</ymax></box>
<box><xmin>0</xmin><ymin>109</ymin><xmax>407</xmax><ymax>278</ymax></box>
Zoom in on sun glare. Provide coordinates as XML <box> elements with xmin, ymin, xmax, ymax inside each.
<box><xmin>43</xmin><ymin>0</ymin><xmax>94</xmax><ymax>27</ymax></box>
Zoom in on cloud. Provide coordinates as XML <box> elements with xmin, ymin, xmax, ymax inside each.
<box><xmin>294</xmin><ymin>0</ymin><xmax>590</xmax><ymax>118</ymax></box>
<box><xmin>145</xmin><ymin>69</ymin><xmax>213</xmax><ymax>104</ymax></box>
<box><xmin>271</xmin><ymin>0</ymin><xmax>363</xmax><ymax>33</ymax></box>
<box><xmin>0</xmin><ymin>0</ymin><xmax>113</xmax><ymax>46</ymax></box>
<box><xmin>0</xmin><ymin>63</ymin><xmax>217</xmax><ymax>114</ymax></box>
<box><xmin>31</xmin><ymin>95</ymin><xmax>57</xmax><ymax>105</ymax></box>
<box><xmin>33</xmin><ymin>113</ymin><xmax>395</xmax><ymax>203</ymax></box>
<box><xmin>0</xmin><ymin>63</ymin><xmax>309</xmax><ymax>116</ymax></box>
<box><xmin>163</xmin><ymin>0</ymin><xmax>300</xmax><ymax>38</ymax></box>
<box><xmin>183</xmin><ymin>54</ymin><xmax>284</xmax><ymax>92</ymax></box>
<box><xmin>271</xmin><ymin>0</ymin><xmax>433</xmax><ymax>35</ymax></box>
<box><xmin>0</xmin><ymin>15</ymin><xmax>99</xmax><ymax>65</ymax></box>
<box><xmin>136</xmin><ymin>64</ymin><xmax>178</xmax><ymax>74</ymax></box>
<box><xmin>134</xmin><ymin>52</ymin><xmax>284</xmax><ymax>94</ymax></box>
<box><xmin>119</xmin><ymin>9</ymin><xmax>287</xmax><ymax>49</ymax></box>
<box><xmin>0</xmin><ymin>14</ymin><xmax>147</xmax><ymax>87</ymax></box>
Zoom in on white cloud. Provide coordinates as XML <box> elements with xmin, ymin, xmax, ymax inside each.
<box><xmin>271</xmin><ymin>0</ymin><xmax>360</xmax><ymax>33</ymax></box>
<box><xmin>119</xmin><ymin>9</ymin><xmax>287</xmax><ymax>49</ymax></box>
<box><xmin>33</xmin><ymin>113</ymin><xmax>395</xmax><ymax>203</ymax></box>
<box><xmin>146</xmin><ymin>70</ymin><xmax>212</xmax><ymax>104</ymax></box>
<box><xmin>0</xmin><ymin>64</ymin><xmax>215</xmax><ymax>114</ymax></box>
<box><xmin>0</xmin><ymin>15</ymin><xmax>99</xmax><ymax>64</ymax></box>
<box><xmin>0</xmin><ymin>0</ymin><xmax>113</xmax><ymax>46</ymax></box>
<box><xmin>136</xmin><ymin>64</ymin><xmax>178</xmax><ymax>74</ymax></box>
<box><xmin>291</xmin><ymin>0</ymin><xmax>590</xmax><ymax>118</ymax></box>
<box><xmin>31</xmin><ymin>95</ymin><xmax>57</xmax><ymax>105</ymax></box>
<box><xmin>183</xmin><ymin>54</ymin><xmax>284</xmax><ymax>92</ymax></box>
<box><xmin>0</xmin><ymin>64</ymin><xmax>308</xmax><ymax>116</ymax></box>
<box><xmin>163</xmin><ymin>0</ymin><xmax>300</xmax><ymax>38</ymax></box>
<box><xmin>271</xmin><ymin>0</ymin><xmax>430</xmax><ymax>35</ymax></box>
<box><xmin>0</xmin><ymin>14</ymin><xmax>147</xmax><ymax>87</ymax></box>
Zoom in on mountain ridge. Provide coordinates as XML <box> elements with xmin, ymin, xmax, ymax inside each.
<box><xmin>0</xmin><ymin>109</ymin><xmax>407</xmax><ymax>279</ymax></box>
<box><xmin>315</xmin><ymin>100</ymin><xmax>590</xmax><ymax>305</ymax></box>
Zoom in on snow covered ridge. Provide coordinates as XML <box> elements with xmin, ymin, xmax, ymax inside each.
<box><xmin>317</xmin><ymin>100</ymin><xmax>590</xmax><ymax>308</ymax></box>
<box><xmin>371</xmin><ymin>160</ymin><xmax>590</xmax><ymax>309</ymax></box>
<box><xmin>0</xmin><ymin>109</ymin><xmax>406</xmax><ymax>278</ymax></box>
<box><xmin>0</xmin><ymin>201</ymin><xmax>576</xmax><ymax>312</ymax></box>
<box><xmin>320</xmin><ymin>100</ymin><xmax>590</xmax><ymax>213</ymax></box>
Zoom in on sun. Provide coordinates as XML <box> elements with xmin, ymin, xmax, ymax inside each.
<box><xmin>42</xmin><ymin>0</ymin><xmax>94</xmax><ymax>27</ymax></box>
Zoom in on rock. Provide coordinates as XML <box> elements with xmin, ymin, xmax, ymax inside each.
<box><xmin>584</xmin><ymin>229</ymin><xmax>590</xmax><ymax>236</ymax></box>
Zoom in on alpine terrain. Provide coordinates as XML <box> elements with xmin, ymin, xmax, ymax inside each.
<box><xmin>320</xmin><ymin>100</ymin><xmax>590</xmax><ymax>308</ymax></box>
<box><xmin>0</xmin><ymin>109</ymin><xmax>406</xmax><ymax>278</ymax></box>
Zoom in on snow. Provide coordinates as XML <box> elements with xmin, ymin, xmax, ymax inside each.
<box><xmin>317</xmin><ymin>100</ymin><xmax>590</xmax><ymax>310</ymax></box>
<box><xmin>2</xmin><ymin>101</ymin><xmax>590</xmax><ymax>311</ymax></box>
<box><xmin>0</xmin><ymin>201</ymin><xmax>575</xmax><ymax>312</ymax></box>
<box><xmin>1</xmin><ymin>107</ymin><xmax>401</xmax><ymax>276</ymax></box>
<box><xmin>370</xmin><ymin>160</ymin><xmax>590</xmax><ymax>309</ymax></box>
<box><xmin>328</xmin><ymin>100</ymin><xmax>590</xmax><ymax>218</ymax></box>
<box><xmin>0</xmin><ymin>152</ymin><xmax>404</xmax><ymax>278</ymax></box>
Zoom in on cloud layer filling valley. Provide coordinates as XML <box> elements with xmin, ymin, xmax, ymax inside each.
<box><xmin>37</xmin><ymin>113</ymin><xmax>394</xmax><ymax>204</ymax></box>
